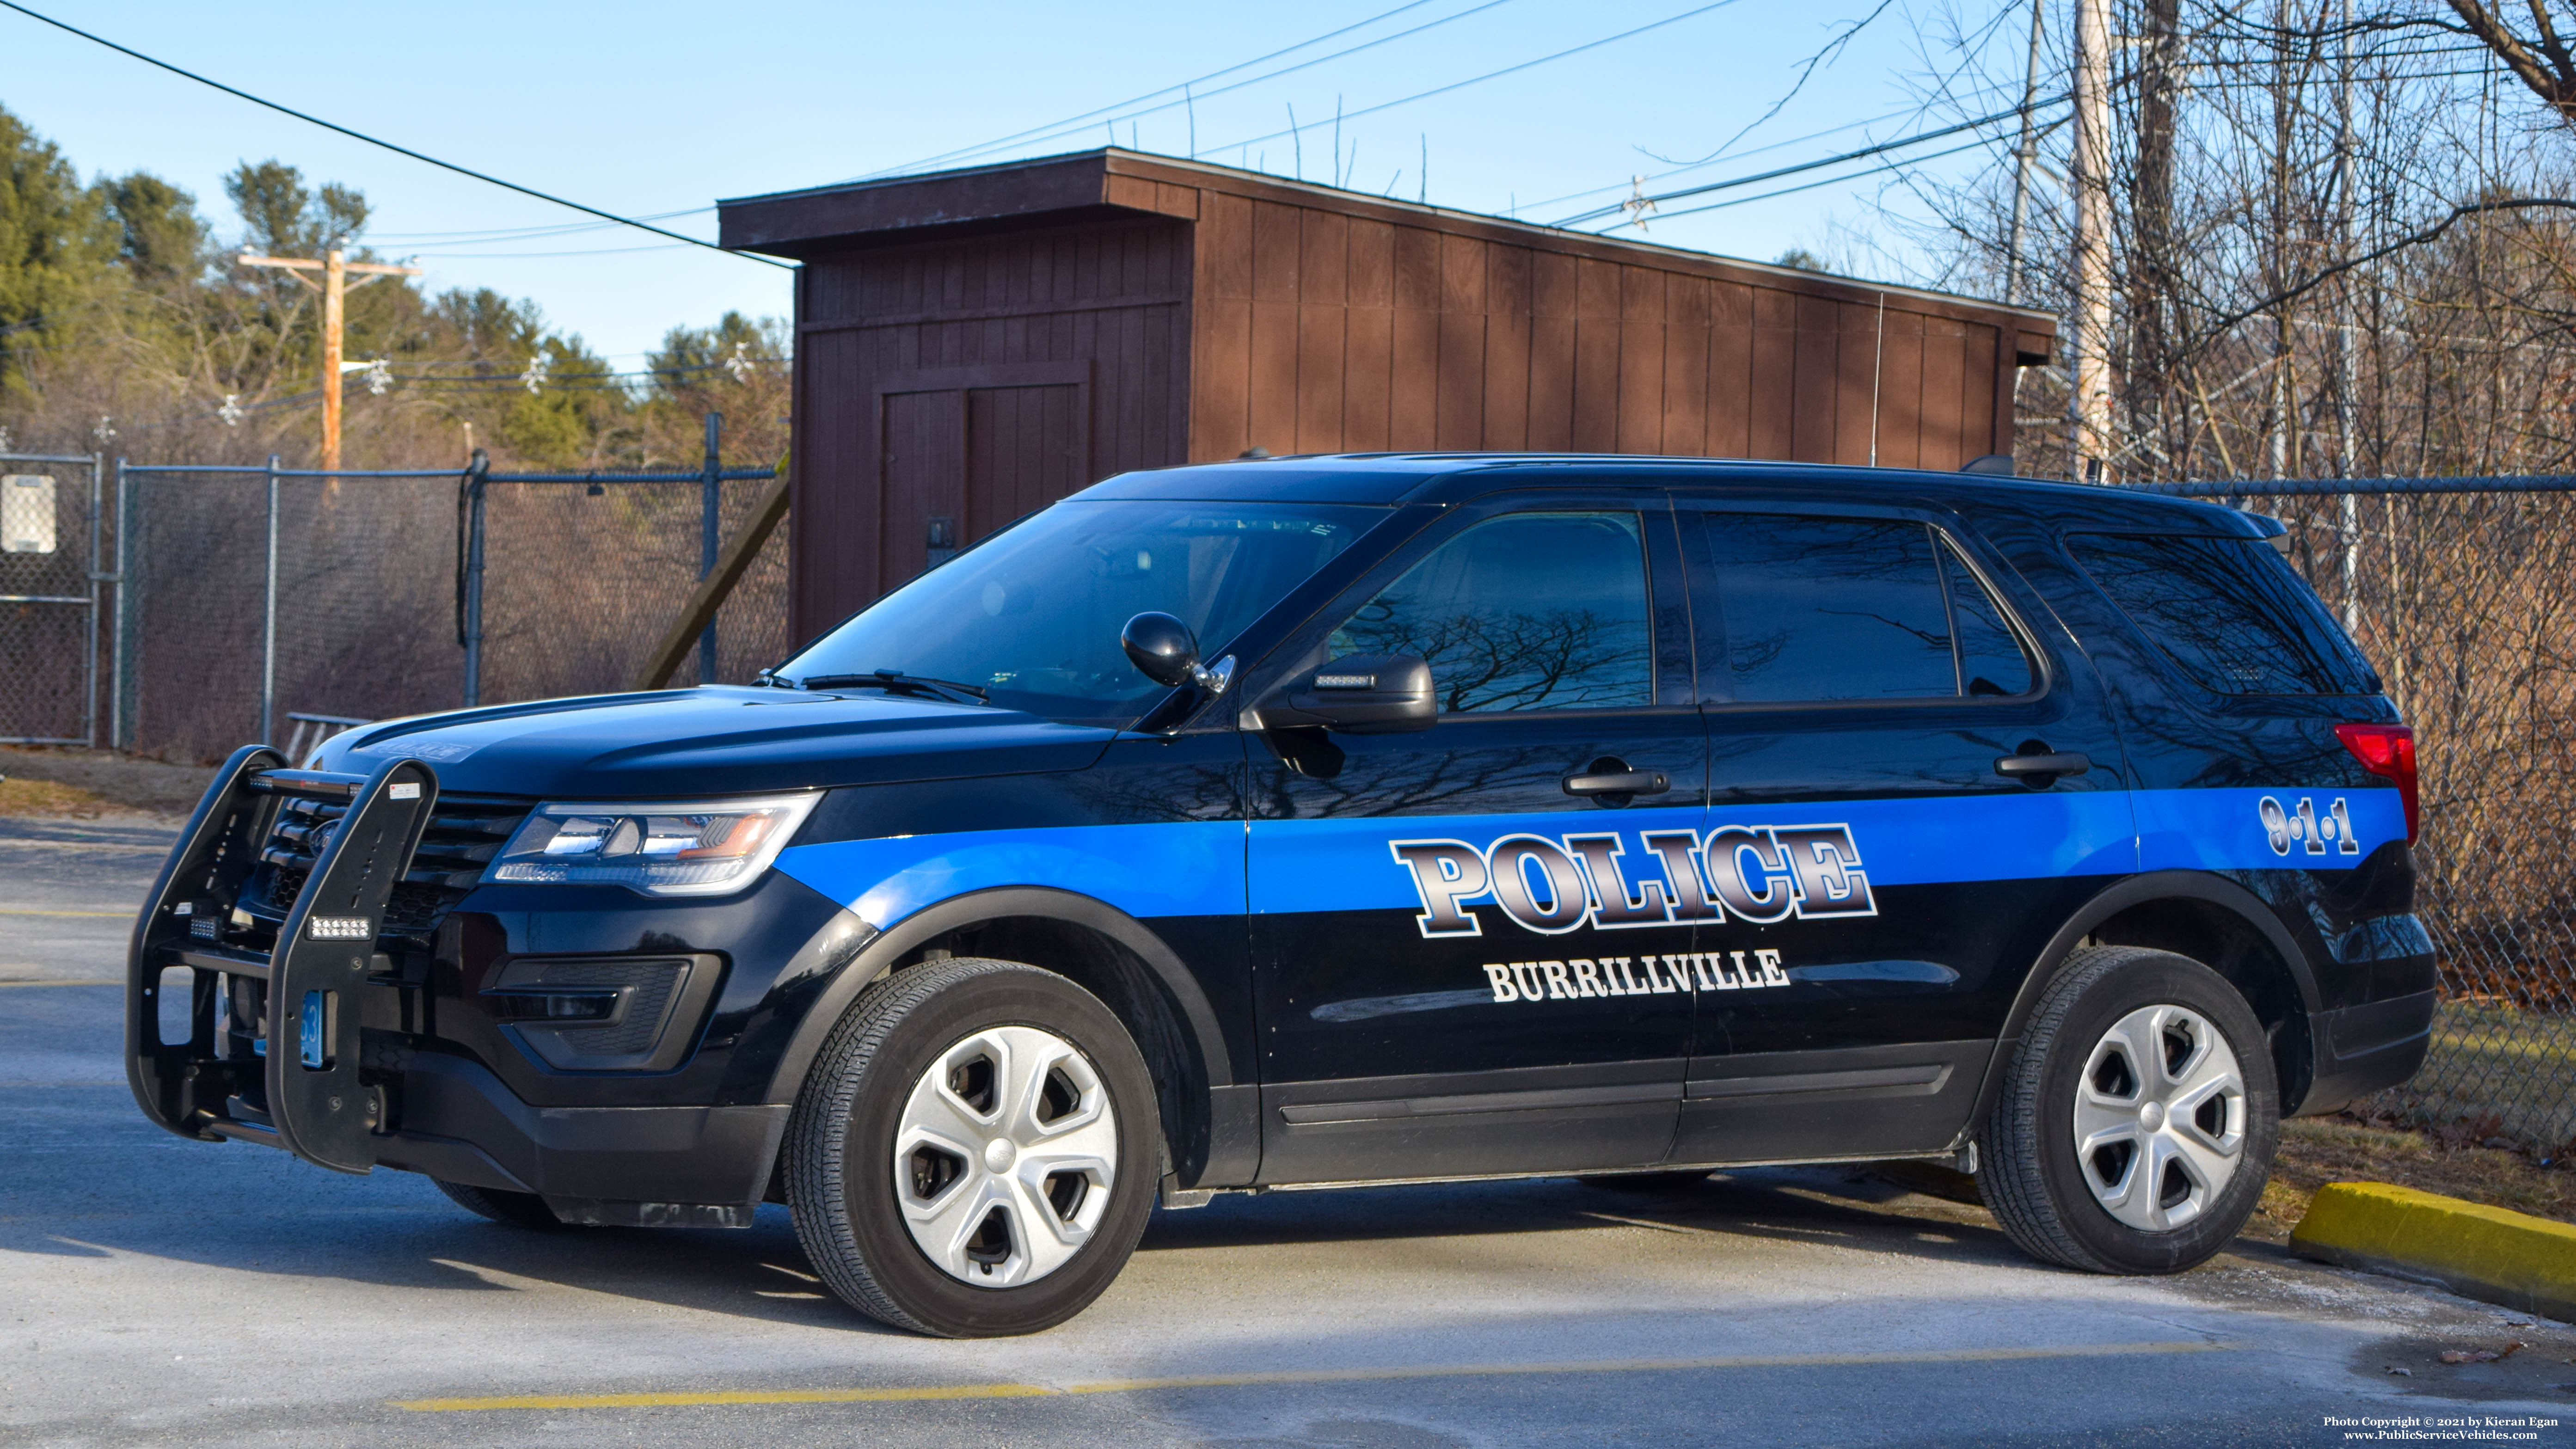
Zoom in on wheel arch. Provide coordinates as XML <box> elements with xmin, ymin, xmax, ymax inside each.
<box><xmin>761</xmin><ymin>886</ymin><xmax>1240</xmax><ymax>1186</ymax></box>
<box><xmin>1966</xmin><ymin>871</ymin><xmax>2322</xmax><ymax>1138</ymax></box>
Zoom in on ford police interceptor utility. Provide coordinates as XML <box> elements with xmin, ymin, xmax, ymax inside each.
<box><xmin>126</xmin><ymin>454</ymin><xmax>2431</xmax><ymax>1337</ymax></box>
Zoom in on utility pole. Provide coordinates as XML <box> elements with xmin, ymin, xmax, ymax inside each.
<box><xmin>2334</xmin><ymin>0</ymin><xmax>2361</xmax><ymax>627</ymax></box>
<box><xmin>239</xmin><ymin>246</ymin><xmax>421</xmax><ymax>474</ymax></box>
<box><xmin>2003</xmin><ymin>0</ymin><xmax>2047</xmax><ymax>304</ymax></box>
<box><xmin>2069</xmin><ymin>0</ymin><xmax>2114</xmax><ymax>482</ymax></box>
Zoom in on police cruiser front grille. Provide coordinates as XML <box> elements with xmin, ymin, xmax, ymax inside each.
<box><xmin>251</xmin><ymin>794</ymin><xmax>530</xmax><ymax>940</ymax></box>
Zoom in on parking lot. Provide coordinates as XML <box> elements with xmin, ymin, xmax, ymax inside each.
<box><xmin>3</xmin><ymin>814</ymin><xmax>2569</xmax><ymax>1448</ymax></box>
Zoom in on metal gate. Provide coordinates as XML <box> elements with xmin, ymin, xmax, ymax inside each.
<box><xmin>0</xmin><ymin>451</ymin><xmax>103</xmax><ymax>745</ymax></box>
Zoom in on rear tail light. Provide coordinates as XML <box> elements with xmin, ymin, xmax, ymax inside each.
<box><xmin>2334</xmin><ymin>723</ymin><xmax>2418</xmax><ymax>844</ymax></box>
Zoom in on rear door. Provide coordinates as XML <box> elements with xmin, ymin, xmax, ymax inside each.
<box><xmin>1244</xmin><ymin>494</ymin><xmax>1708</xmax><ymax>1184</ymax></box>
<box><xmin>1668</xmin><ymin>497</ymin><xmax>2134</xmax><ymax>1165</ymax></box>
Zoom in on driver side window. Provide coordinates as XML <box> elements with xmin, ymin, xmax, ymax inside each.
<box><xmin>1328</xmin><ymin>511</ymin><xmax>1653</xmax><ymax>713</ymax></box>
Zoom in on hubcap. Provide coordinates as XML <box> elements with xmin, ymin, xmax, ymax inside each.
<box><xmin>2072</xmin><ymin>1004</ymin><xmax>2247</xmax><ymax>1231</ymax></box>
<box><xmin>894</xmin><ymin>1025</ymin><xmax>1118</xmax><ymax>1289</ymax></box>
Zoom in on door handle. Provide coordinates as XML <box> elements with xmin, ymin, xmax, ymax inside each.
<box><xmin>1563</xmin><ymin>769</ymin><xmax>1671</xmax><ymax>797</ymax></box>
<box><xmin>1994</xmin><ymin>752</ymin><xmax>2091</xmax><ymax>780</ymax></box>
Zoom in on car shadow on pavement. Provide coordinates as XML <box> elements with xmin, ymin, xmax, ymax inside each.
<box><xmin>0</xmin><ymin>1158</ymin><xmax>2035</xmax><ymax>1337</ymax></box>
<box><xmin>0</xmin><ymin>1137</ymin><xmax>903</xmax><ymax>1334</ymax></box>
<box><xmin>1135</xmin><ymin>1167</ymin><xmax>2035</xmax><ymax>1273</ymax></box>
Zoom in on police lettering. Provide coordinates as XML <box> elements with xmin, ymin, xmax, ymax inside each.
<box><xmin>1391</xmin><ymin>824</ymin><xmax>1874</xmax><ymax>939</ymax></box>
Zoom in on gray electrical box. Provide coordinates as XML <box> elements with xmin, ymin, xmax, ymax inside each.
<box><xmin>2</xmin><ymin>475</ymin><xmax>56</xmax><ymax>554</ymax></box>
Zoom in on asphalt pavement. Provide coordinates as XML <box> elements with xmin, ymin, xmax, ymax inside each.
<box><xmin>3</xmin><ymin>815</ymin><xmax>2569</xmax><ymax>1448</ymax></box>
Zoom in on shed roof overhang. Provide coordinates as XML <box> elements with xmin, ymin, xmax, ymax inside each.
<box><xmin>719</xmin><ymin>149</ymin><xmax>2055</xmax><ymax>365</ymax></box>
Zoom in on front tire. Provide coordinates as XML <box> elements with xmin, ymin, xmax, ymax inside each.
<box><xmin>784</xmin><ymin>957</ymin><xmax>1161</xmax><ymax>1337</ymax></box>
<box><xmin>1977</xmin><ymin>945</ymin><xmax>2279</xmax><ymax>1274</ymax></box>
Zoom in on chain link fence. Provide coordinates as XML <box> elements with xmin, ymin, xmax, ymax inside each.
<box><xmin>111</xmin><ymin>442</ymin><xmax>784</xmax><ymax>764</ymax></box>
<box><xmin>2154</xmin><ymin>478</ymin><xmax>2576</xmax><ymax>1153</ymax></box>
<box><xmin>0</xmin><ymin>452</ymin><xmax>103</xmax><ymax>745</ymax></box>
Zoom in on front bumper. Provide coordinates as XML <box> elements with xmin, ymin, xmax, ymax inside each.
<box><xmin>129</xmin><ymin>749</ymin><xmax>845</xmax><ymax>1221</ymax></box>
<box><xmin>378</xmin><ymin>1050</ymin><xmax>787</xmax><ymax>1222</ymax></box>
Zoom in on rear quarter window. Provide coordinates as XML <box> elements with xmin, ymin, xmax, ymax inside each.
<box><xmin>2067</xmin><ymin>532</ymin><xmax>2378</xmax><ymax>696</ymax></box>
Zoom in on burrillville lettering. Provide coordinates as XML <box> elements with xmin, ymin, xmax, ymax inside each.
<box><xmin>1480</xmin><ymin>949</ymin><xmax>1790</xmax><ymax>1003</ymax></box>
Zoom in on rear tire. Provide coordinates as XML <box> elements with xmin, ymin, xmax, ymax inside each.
<box><xmin>785</xmin><ymin>957</ymin><xmax>1161</xmax><ymax>1337</ymax></box>
<box><xmin>434</xmin><ymin>1179</ymin><xmax>568</xmax><ymax>1230</ymax></box>
<box><xmin>1977</xmin><ymin>945</ymin><xmax>2278</xmax><ymax>1274</ymax></box>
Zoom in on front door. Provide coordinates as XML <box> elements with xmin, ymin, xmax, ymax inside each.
<box><xmin>1244</xmin><ymin>498</ymin><xmax>1708</xmax><ymax>1184</ymax></box>
<box><xmin>1666</xmin><ymin>499</ymin><xmax>2135</xmax><ymax>1165</ymax></box>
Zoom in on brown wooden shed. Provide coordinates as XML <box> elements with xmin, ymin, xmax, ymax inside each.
<box><xmin>718</xmin><ymin>149</ymin><xmax>2056</xmax><ymax>643</ymax></box>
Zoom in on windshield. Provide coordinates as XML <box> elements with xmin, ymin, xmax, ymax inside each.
<box><xmin>777</xmin><ymin>500</ymin><xmax>1382</xmax><ymax>724</ymax></box>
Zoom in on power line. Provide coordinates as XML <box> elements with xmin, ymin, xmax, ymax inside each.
<box><xmin>1196</xmin><ymin>0</ymin><xmax>1748</xmax><ymax>163</ymax></box>
<box><xmin>1576</xmin><ymin>131</ymin><xmax>2019</xmax><ymax>238</ymax></box>
<box><xmin>1554</xmin><ymin>97</ymin><xmax>2063</xmax><ymax>227</ymax></box>
<box><xmin>369</xmin><ymin>208</ymin><xmax>713</xmax><ymax>245</ymax></box>
<box><xmin>0</xmin><ymin>1</ymin><xmax>786</xmax><ymax>270</ymax></box>
<box><xmin>1597</xmin><ymin>131</ymin><xmax>2025</xmax><ymax>229</ymax></box>
<box><xmin>1512</xmin><ymin>100</ymin><xmax>1951</xmax><ymax>216</ymax></box>
<box><xmin>859</xmin><ymin>0</ymin><xmax>1474</xmax><ymax>179</ymax></box>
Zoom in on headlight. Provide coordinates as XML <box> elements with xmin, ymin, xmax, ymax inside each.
<box><xmin>484</xmin><ymin>793</ymin><xmax>821</xmax><ymax>897</ymax></box>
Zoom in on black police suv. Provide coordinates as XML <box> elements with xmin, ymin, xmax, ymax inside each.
<box><xmin>127</xmin><ymin>453</ymin><xmax>2431</xmax><ymax>1337</ymax></box>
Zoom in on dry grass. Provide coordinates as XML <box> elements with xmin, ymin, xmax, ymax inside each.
<box><xmin>2248</xmin><ymin>1116</ymin><xmax>2576</xmax><ymax>1241</ymax></box>
<box><xmin>0</xmin><ymin>774</ymin><xmax>117</xmax><ymax>818</ymax></box>
<box><xmin>0</xmin><ymin>747</ymin><xmax>211</xmax><ymax>819</ymax></box>
<box><xmin>1875</xmin><ymin>1115</ymin><xmax>2576</xmax><ymax>1243</ymax></box>
<box><xmin>2388</xmin><ymin>1003</ymin><xmax>2576</xmax><ymax>1152</ymax></box>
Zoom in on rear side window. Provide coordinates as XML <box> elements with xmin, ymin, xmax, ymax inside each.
<box><xmin>1945</xmin><ymin>538</ymin><xmax>2036</xmax><ymax>697</ymax></box>
<box><xmin>2067</xmin><ymin>533</ymin><xmax>2375</xmax><ymax>695</ymax></box>
<box><xmin>1693</xmin><ymin>513</ymin><xmax>2036</xmax><ymax>703</ymax></box>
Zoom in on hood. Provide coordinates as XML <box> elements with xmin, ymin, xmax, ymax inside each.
<box><xmin>312</xmin><ymin>686</ymin><xmax>1117</xmax><ymax>799</ymax></box>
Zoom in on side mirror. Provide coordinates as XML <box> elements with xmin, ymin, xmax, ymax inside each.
<box><xmin>1122</xmin><ymin>612</ymin><xmax>1236</xmax><ymax>695</ymax></box>
<box><xmin>1122</xmin><ymin>611</ymin><xmax>1198</xmax><ymax>687</ymax></box>
<box><xmin>1257</xmin><ymin>654</ymin><xmax>1436</xmax><ymax>734</ymax></box>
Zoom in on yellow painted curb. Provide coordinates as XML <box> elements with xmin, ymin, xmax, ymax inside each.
<box><xmin>2291</xmin><ymin>1181</ymin><xmax>2576</xmax><ymax>1321</ymax></box>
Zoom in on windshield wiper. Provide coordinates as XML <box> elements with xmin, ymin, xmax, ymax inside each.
<box><xmin>793</xmin><ymin>669</ymin><xmax>992</xmax><ymax>706</ymax></box>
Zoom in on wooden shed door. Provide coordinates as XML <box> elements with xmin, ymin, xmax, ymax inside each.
<box><xmin>874</xmin><ymin>362</ymin><xmax>1092</xmax><ymax>589</ymax></box>
<box><xmin>967</xmin><ymin>384</ymin><xmax>1089</xmax><ymax>536</ymax></box>
<box><xmin>879</xmin><ymin>388</ymin><xmax>966</xmax><ymax>586</ymax></box>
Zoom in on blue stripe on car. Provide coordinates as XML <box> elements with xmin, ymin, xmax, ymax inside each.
<box><xmin>771</xmin><ymin>787</ymin><xmax>2406</xmax><ymax>928</ymax></box>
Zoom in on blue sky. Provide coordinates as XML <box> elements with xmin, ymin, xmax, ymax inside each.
<box><xmin>0</xmin><ymin>0</ymin><xmax>2031</xmax><ymax>362</ymax></box>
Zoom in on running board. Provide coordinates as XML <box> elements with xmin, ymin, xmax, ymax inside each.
<box><xmin>126</xmin><ymin>745</ymin><xmax>440</xmax><ymax>1175</ymax></box>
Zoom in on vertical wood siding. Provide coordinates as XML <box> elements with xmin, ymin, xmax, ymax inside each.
<box><xmin>791</xmin><ymin>219</ymin><xmax>1191</xmax><ymax>638</ymax></box>
<box><xmin>1186</xmin><ymin>200</ymin><xmax>2018</xmax><ymax>473</ymax></box>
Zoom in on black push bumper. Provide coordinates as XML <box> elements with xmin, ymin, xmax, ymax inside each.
<box><xmin>127</xmin><ymin>746</ymin><xmax>437</xmax><ymax>1172</ymax></box>
<box><xmin>126</xmin><ymin>745</ymin><xmax>781</xmax><ymax>1225</ymax></box>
